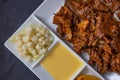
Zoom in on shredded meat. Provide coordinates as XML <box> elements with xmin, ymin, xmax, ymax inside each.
<box><xmin>53</xmin><ymin>6</ymin><xmax>73</xmax><ymax>40</ymax></box>
<box><xmin>53</xmin><ymin>0</ymin><xmax>120</xmax><ymax>74</ymax></box>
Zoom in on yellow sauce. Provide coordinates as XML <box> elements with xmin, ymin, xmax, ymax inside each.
<box><xmin>76</xmin><ymin>75</ymin><xmax>100</xmax><ymax>80</ymax></box>
<box><xmin>40</xmin><ymin>42</ymin><xmax>84</xmax><ymax>80</ymax></box>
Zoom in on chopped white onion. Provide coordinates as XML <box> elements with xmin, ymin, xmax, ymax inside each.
<box><xmin>11</xmin><ymin>24</ymin><xmax>54</xmax><ymax>62</ymax></box>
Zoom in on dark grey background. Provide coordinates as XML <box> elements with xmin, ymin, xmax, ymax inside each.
<box><xmin>0</xmin><ymin>0</ymin><xmax>44</xmax><ymax>80</ymax></box>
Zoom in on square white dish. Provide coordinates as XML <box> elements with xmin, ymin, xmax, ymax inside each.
<box><xmin>4</xmin><ymin>15</ymin><xmax>58</xmax><ymax>69</ymax></box>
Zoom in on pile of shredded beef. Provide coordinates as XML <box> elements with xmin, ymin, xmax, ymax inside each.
<box><xmin>53</xmin><ymin>0</ymin><xmax>120</xmax><ymax>74</ymax></box>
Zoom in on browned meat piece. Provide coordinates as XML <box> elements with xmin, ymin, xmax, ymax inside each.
<box><xmin>72</xmin><ymin>15</ymin><xmax>80</xmax><ymax>26</ymax></box>
<box><xmin>94</xmin><ymin>25</ymin><xmax>104</xmax><ymax>39</ymax></box>
<box><xmin>62</xmin><ymin>22</ymin><xmax>72</xmax><ymax>40</ymax></box>
<box><xmin>102</xmin><ymin>0</ymin><xmax>120</xmax><ymax>12</ymax></box>
<box><xmin>53</xmin><ymin>6</ymin><xmax>73</xmax><ymax>40</ymax></box>
<box><xmin>88</xmin><ymin>34</ymin><xmax>98</xmax><ymax>46</ymax></box>
<box><xmin>65</xmin><ymin>0</ymin><xmax>110</xmax><ymax>19</ymax></box>
<box><xmin>100</xmin><ymin>52</ymin><xmax>111</xmax><ymax>73</ymax></box>
<box><xmin>110</xmin><ymin>55</ymin><xmax>120</xmax><ymax>74</ymax></box>
<box><xmin>65</xmin><ymin>0</ymin><xmax>93</xmax><ymax>19</ymax></box>
<box><xmin>103</xmin><ymin>37</ymin><xmax>110</xmax><ymax>44</ymax></box>
<box><xmin>103</xmin><ymin>43</ymin><xmax>112</xmax><ymax>54</ymax></box>
<box><xmin>93</xmin><ymin>0</ymin><xmax>109</xmax><ymax>12</ymax></box>
<box><xmin>53</xmin><ymin>0</ymin><xmax>120</xmax><ymax>74</ymax></box>
<box><xmin>89</xmin><ymin>16</ymin><xmax>96</xmax><ymax>32</ymax></box>
<box><xmin>53</xmin><ymin>16</ymin><xmax>64</xmax><ymax>25</ymax></box>
<box><xmin>94</xmin><ymin>12</ymin><xmax>118</xmax><ymax>39</ymax></box>
<box><xmin>57</xmin><ymin>25</ymin><xmax>64</xmax><ymax>37</ymax></box>
<box><xmin>77</xmin><ymin>20</ymin><xmax>89</xmax><ymax>31</ymax></box>
<box><xmin>71</xmin><ymin>37</ymin><xmax>87</xmax><ymax>53</ymax></box>
<box><xmin>111</xmin><ymin>36</ymin><xmax>120</xmax><ymax>53</ymax></box>
<box><xmin>88</xmin><ymin>58</ymin><xmax>96</xmax><ymax>67</ymax></box>
<box><xmin>74</xmin><ymin>20</ymin><xmax>90</xmax><ymax>39</ymax></box>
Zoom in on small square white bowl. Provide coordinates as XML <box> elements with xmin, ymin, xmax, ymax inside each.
<box><xmin>4</xmin><ymin>15</ymin><xmax>58</xmax><ymax>69</ymax></box>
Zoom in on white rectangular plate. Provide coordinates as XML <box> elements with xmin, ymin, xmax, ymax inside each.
<box><xmin>34</xmin><ymin>0</ymin><xmax>120</xmax><ymax>80</ymax></box>
<box><xmin>4</xmin><ymin>0</ymin><xmax>120</xmax><ymax>80</ymax></box>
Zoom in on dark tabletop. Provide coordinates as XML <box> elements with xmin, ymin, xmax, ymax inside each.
<box><xmin>0</xmin><ymin>0</ymin><xmax>44</xmax><ymax>80</ymax></box>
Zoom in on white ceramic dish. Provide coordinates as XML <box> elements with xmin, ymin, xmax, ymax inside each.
<box><xmin>5</xmin><ymin>0</ymin><xmax>120</xmax><ymax>80</ymax></box>
<box><xmin>4</xmin><ymin>15</ymin><xmax>58</xmax><ymax>69</ymax></box>
<box><xmin>34</xmin><ymin>0</ymin><xmax>120</xmax><ymax>80</ymax></box>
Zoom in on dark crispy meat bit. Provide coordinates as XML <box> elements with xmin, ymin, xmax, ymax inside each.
<box><xmin>102</xmin><ymin>0</ymin><xmax>120</xmax><ymax>12</ymax></box>
<box><xmin>53</xmin><ymin>6</ymin><xmax>73</xmax><ymax>40</ymax></box>
<box><xmin>71</xmin><ymin>37</ymin><xmax>87</xmax><ymax>53</ymax></box>
<box><xmin>65</xmin><ymin>0</ymin><xmax>110</xmax><ymax>19</ymax></box>
<box><xmin>111</xmin><ymin>36</ymin><xmax>120</xmax><ymax>53</ymax></box>
<box><xmin>94</xmin><ymin>0</ymin><xmax>109</xmax><ymax>12</ymax></box>
<box><xmin>65</xmin><ymin>0</ymin><xmax>93</xmax><ymax>19</ymax></box>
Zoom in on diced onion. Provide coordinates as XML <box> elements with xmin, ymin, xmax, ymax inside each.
<box><xmin>26</xmin><ymin>56</ymin><xmax>32</xmax><ymax>62</ymax></box>
<box><xmin>10</xmin><ymin>24</ymin><xmax>54</xmax><ymax>62</ymax></box>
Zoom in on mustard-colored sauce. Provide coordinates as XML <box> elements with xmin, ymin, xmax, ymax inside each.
<box><xmin>40</xmin><ymin>43</ymin><xmax>84</xmax><ymax>80</ymax></box>
<box><xmin>76</xmin><ymin>75</ymin><xmax>100</xmax><ymax>80</ymax></box>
